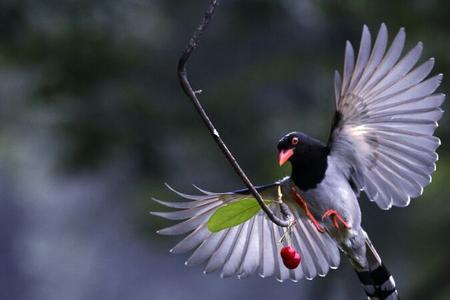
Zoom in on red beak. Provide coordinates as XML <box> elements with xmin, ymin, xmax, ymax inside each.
<box><xmin>278</xmin><ymin>148</ymin><xmax>294</xmax><ymax>166</ymax></box>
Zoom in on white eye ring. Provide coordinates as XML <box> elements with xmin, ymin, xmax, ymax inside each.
<box><xmin>291</xmin><ymin>137</ymin><xmax>299</xmax><ymax>146</ymax></box>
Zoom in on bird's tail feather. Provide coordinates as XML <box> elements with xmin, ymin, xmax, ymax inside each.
<box><xmin>354</xmin><ymin>239</ymin><xmax>399</xmax><ymax>300</ymax></box>
<box><xmin>356</xmin><ymin>264</ymin><xmax>399</xmax><ymax>299</ymax></box>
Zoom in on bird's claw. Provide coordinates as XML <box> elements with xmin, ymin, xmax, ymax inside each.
<box><xmin>312</xmin><ymin>219</ymin><xmax>326</xmax><ymax>233</ymax></box>
<box><xmin>322</xmin><ymin>209</ymin><xmax>351</xmax><ymax>230</ymax></box>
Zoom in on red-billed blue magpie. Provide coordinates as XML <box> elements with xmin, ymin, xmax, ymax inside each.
<box><xmin>153</xmin><ymin>24</ymin><xmax>444</xmax><ymax>300</ymax></box>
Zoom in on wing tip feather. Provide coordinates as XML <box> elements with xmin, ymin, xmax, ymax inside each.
<box><xmin>192</xmin><ymin>184</ymin><xmax>216</xmax><ymax>195</ymax></box>
<box><xmin>150</xmin><ymin>211</ymin><xmax>165</xmax><ymax>218</ymax></box>
<box><xmin>151</xmin><ymin>198</ymin><xmax>173</xmax><ymax>208</ymax></box>
<box><xmin>346</xmin><ymin>40</ymin><xmax>354</xmax><ymax>50</ymax></box>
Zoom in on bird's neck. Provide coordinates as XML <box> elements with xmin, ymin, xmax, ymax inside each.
<box><xmin>290</xmin><ymin>146</ymin><xmax>329</xmax><ymax>191</ymax></box>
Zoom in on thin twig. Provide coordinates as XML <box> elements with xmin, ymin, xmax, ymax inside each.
<box><xmin>177</xmin><ymin>0</ymin><xmax>292</xmax><ymax>227</ymax></box>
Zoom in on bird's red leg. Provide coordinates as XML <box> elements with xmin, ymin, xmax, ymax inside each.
<box><xmin>322</xmin><ymin>210</ymin><xmax>351</xmax><ymax>230</ymax></box>
<box><xmin>291</xmin><ymin>187</ymin><xmax>325</xmax><ymax>233</ymax></box>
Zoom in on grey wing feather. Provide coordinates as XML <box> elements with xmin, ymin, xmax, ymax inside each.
<box><xmin>329</xmin><ymin>23</ymin><xmax>445</xmax><ymax>209</ymax></box>
<box><xmin>152</xmin><ymin>179</ymin><xmax>340</xmax><ymax>282</ymax></box>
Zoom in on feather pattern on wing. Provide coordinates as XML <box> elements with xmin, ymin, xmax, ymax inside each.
<box><xmin>329</xmin><ymin>23</ymin><xmax>445</xmax><ymax>209</ymax></box>
<box><xmin>152</xmin><ymin>179</ymin><xmax>340</xmax><ymax>281</ymax></box>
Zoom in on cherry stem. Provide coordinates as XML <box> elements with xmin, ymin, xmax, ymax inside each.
<box><xmin>177</xmin><ymin>0</ymin><xmax>293</xmax><ymax>227</ymax></box>
<box><xmin>279</xmin><ymin>219</ymin><xmax>296</xmax><ymax>244</ymax></box>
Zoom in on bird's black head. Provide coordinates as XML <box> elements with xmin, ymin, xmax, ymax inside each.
<box><xmin>277</xmin><ymin>131</ymin><xmax>329</xmax><ymax>190</ymax></box>
<box><xmin>277</xmin><ymin>131</ymin><xmax>319</xmax><ymax>166</ymax></box>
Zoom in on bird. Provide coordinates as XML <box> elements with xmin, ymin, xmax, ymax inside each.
<box><xmin>152</xmin><ymin>24</ymin><xmax>444</xmax><ymax>300</ymax></box>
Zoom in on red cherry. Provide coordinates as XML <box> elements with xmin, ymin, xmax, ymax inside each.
<box><xmin>280</xmin><ymin>246</ymin><xmax>296</xmax><ymax>259</ymax></box>
<box><xmin>284</xmin><ymin>253</ymin><xmax>301</xmax><ymax>269</ymax></box>
<box><xmin>280</xmin><ymin>246</ymin><xmax>301</xmax><ymax>269</ymax></box>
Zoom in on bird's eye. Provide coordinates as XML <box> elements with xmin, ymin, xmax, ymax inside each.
<box><xmin>291</xmin><ymin>137</ymin><xmax>299</xmax><ymax>146</ymax></box>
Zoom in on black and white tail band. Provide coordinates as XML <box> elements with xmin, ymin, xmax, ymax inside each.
<box><xmin>356</xmin><ymin>264</ymin><xmax>399</xmax><ymax>300</ymax></box>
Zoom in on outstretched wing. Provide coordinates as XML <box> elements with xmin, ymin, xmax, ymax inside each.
<box><xmin>152</xmin><ymin>178</ymin><xmax>340</xmax><ymax>282</ymax></box>
<box><xmin>329</xmin><ymin>24</ymin><xmax>445</xmax><ymax>209</ymax></box>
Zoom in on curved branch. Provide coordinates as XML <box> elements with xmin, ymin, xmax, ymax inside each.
<box><xmin>177</xmin><ymin>0</ymin><xmax>292</xmax><ymax>227</ymax></box>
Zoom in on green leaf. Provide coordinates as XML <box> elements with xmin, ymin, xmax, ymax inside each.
<box><xmin>207</xmin><ymin>198</ymin><xmax>267</xmax><ymax>233</ymax></box>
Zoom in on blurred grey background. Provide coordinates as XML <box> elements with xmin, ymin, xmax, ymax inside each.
<box><xmin>1</xmin><ymin>0</ymin><xmax>449</xmax><ymax>299</ymax></box>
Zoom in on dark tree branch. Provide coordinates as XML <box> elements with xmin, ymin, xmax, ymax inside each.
<box><xmin>177</xmin><ymin>0</ymin><xmax>292</xmax><ymax>227</ymax></box>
